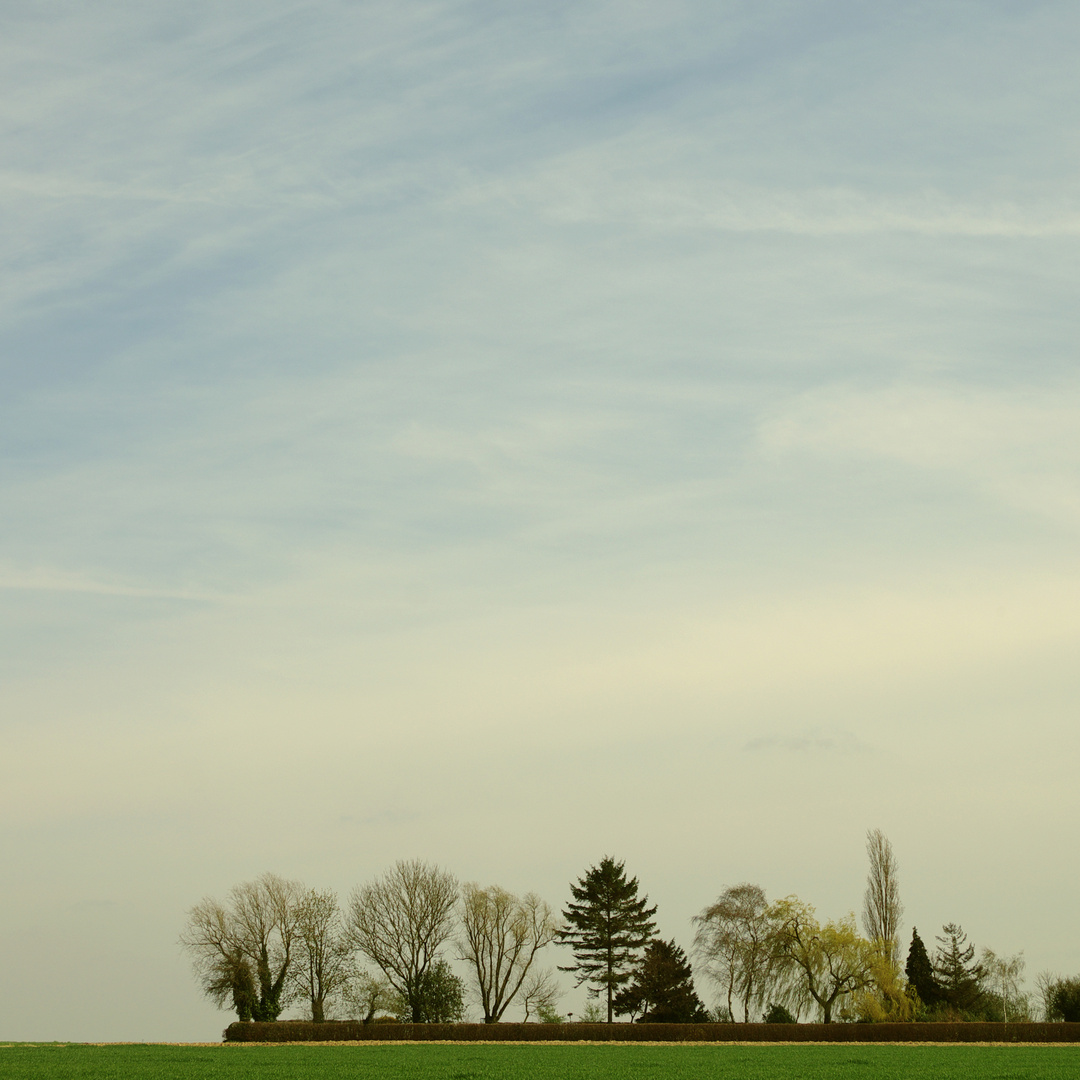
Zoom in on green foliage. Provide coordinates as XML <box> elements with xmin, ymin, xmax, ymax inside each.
<box><xmin>577</xmin><ymin>999</ymin><xmax>608</xmax><ymax>1023</ymax></box>
<box><xmin>979</xmin><ymin>990</ymin><xmax>1034</xmax><ymax>1023</ymax></box>
<box><xmin>10</xmin><ymin>1043</ymin><xmax>1080</xmax><ymax>1080</ymax></box>
<box><xmin>763</xmin><ymin>1002</ymin><xmax>797</xmax><ymax>1023</ymax></box>
<box><xmin>203</xmin><ymin>950</ymin><xmax>257</xmax><ymax>1022</ymax></box>
<box><xmin>232</xmin><ymin>958</ymin><xmax>257</xmax><ymax>1022</ymax></box>
<box><xmin>851</xmin><ymin>947</ymin><xmax>917</xmax><ymax>1022</ymax></box>
<box><xmin>557</xmin><ymin>855</ymin><xmax>658</xmax><ymax>1023</ymax></box>
<box><xmin>768</xmin><ymin>898</ymin><xmax>877</xmax><ymax>1023</ymax></box>
<box><xmin>180</xmin><ymin>874</ymin><xmax>306</xmax><ymax>1024</ymax></box>
<box><xmin>906</xmin><ymin>927</ymin><xmax>940</xmax><ymax>1008</ymax></box>
<box><xmin>1050</xmin><ymin>978</ymin><xmax>1080</xmax><ymax>1022</ymax></box>
<box><xmin>391</xmin><ymin>960</ymin><xmax>466</xmax><ymax>1023</ymax></box>
<box><xmin>534</xmin><ymin>1001</ymin><xmax>566</xmax><ymax>1023</ymax></box>
<box><xmin>934</xmin><ymin>924</ymin><xmax>985</xmax><ymax>1016</ymax></box>
<box><xmin>613</xmin><ymin>939</ymin><xmax>709</xmax><ymax>1023</ymax></box>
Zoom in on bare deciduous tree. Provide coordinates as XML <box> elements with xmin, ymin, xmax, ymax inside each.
<box><xmin>292</xmin><ymin>888</ymin><xmax>355</xmax><ymax>1022</ymax></box>
<box><xmin>1035</xmin><ymin>969</ymin><xmax>1061</xmax><ymax>1022</ymax></box>
<box><xmin>342</xmin><ymin>970</ymin><xmax>397</xmax><ymax>1023</ymax></box>
<box><xmin>347</xmin><ymin>859</ymin><xmax>458</xmax><ymax>1022</ymax></box>
<box><xmin>981</xmin><ymin>947</ymin><xmax>1026</xmax><ymax>1022</ymax></box>
<box><xmin>180</xmin><ymin>872</ymin><xmax>304</xmax><ymax>1021</ymax></box>
<box><xmin>180</xmin><ymin>897</ymin><xmax>257</xmax><ymax>1020</ymax></box>
<box><xmin>458</xmin><ymin>884</ymin><xmax>557</xmax><ymax>1022</ymax></box>
<box><xmin>519</xmin><ymin>967</ymin><xmax>562</xmax><ymax>1022</ymax></box>
<box><xmin>693</xmin><ymin>882</ymin><xmax>777</xmax><ymax>1022</ymax></box>
<box><xmin>862</xmin><ymin>828</ymin><xmax>903</xmax><ymax>966</ymax></box>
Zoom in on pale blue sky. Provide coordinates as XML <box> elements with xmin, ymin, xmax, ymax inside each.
<box><xmin>2</xmin><ymin>1</ymin><xmax>1079</xmax><ymax>1039</ymax></box>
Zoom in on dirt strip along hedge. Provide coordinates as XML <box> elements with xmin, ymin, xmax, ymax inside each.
<box><xmin>224</xmin><ymin>1021</ymin><xmax>1080</xmax><ymax>1043</ymax></box>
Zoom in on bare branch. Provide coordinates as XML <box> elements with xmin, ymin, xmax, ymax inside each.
<box><xmin>347</xmin><ymin>859</ymin><xmax>458</xmax><ymax>1023</ymax></box>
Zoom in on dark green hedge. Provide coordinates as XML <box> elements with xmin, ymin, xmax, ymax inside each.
<box><xmin>224</xmin><ymin>1021</ymin><xmax>1080</xmax><ymax>1043</ymax></box>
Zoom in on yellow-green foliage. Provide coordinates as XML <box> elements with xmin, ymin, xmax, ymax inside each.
<box><xmin>851</xmin><ymin>947</ymin><xmax>918</xmax><ymax>1022</ymax></box>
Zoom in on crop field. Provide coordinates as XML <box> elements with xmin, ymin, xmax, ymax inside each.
<box><xmin>4</xmin><ymin>1043</ymin><xmax>1080</xmax><ymax>1080</ymax></box>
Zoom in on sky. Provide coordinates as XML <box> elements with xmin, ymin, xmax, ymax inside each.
<box><xmin>2</xmin><ymin>0</ymin><xmax>1079</xmax><ymax>1041</ymax></box>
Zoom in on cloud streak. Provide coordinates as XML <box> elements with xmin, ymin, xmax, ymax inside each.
<box><xmin>0</xmin><ymin>565</ymin><xmax>218</xmax><ymax>601</ymax></box>
<box><xmin>757</xmin><ymin>382</ymin><xmax>1080</xmax><ymax>529</ymax></box>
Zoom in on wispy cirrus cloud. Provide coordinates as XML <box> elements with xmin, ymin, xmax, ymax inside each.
<box><xmin>4</xmin><ymin>0</ymin><xmax>1080</xmax><ymax>1042</ymax></box>
<box><xmin>756</xmin><ymin>382</ymin><xmax>1080</xmax><ymax>530</ymax></box>
<box><xmin>0</xmin><ymin>564</ymin><xmax>218</xmax><ymax>601</ymax></box>
<box><xmin>455</xmin><ymin>159</ymin><xmax>1080</xmax><ymax>237</ymax></box>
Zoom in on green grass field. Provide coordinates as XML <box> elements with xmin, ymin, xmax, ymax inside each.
<box><xmin>4</xmin><ymin>1043</ymin><xmax>1080</xmax><ymax>1080</ymax></box>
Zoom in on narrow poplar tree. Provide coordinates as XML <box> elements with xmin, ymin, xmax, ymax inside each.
<box><xmin>862</xmin><ymin>828</ymin><xmax>903</xmax><ymax>966</ymax></box>
<box><xmin>557</xmin><ymin>856</ymin><xmax>657</xmax><ymax>1023</ymax></box>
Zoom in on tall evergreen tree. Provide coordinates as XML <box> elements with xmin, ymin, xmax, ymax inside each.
<box><xmin>557</xmin><ymin>856</ymin><xmax>658</xmax><ymax>1023</ymax></box>
<box><xmin>613</xmin><ymin>939</ymin><xmax>709</xmax><ymax>1023</ymax></box>
<box><xmin>934</xmin><ymin>923</ymin><xmax>985</xmax><ymax>1015</ymax></box>
<box><xmin>905</xmin><ymin>927</ymin><xmax>940</xmax><ymax>1007</ymax></box>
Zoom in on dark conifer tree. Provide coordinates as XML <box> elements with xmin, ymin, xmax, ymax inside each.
<box><xmin>905</xmin><ymin>927</ymin><xmax>940</xmax><ymax>1007</ymax></box>
<box><xmin>934</xmin><ymin>923</ymin><xmax>985</xmax><ymax>1015</ymax></box>
<box><xmin>557</xmin><ymin>856</ymin><xmax>658</xmax><ymax>1023</ymax></box>
<box><xmin>613</xmin><ymin>939</ymin><xmax>710</xmax><ymax>1023</ymax></box>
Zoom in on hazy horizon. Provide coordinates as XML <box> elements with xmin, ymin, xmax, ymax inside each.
<box><xmin>3</xmin><ymin>0</ymin><xmax>1079</xmax><ymax>1041</ymax></box>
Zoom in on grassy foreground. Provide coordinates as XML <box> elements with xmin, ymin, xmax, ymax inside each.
<box><xmin>3</xmin><ymin>1043</ymin><xmax>1080</xmax><ymax>1080</ymax></box>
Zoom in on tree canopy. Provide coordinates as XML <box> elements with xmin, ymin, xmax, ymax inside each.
<box><xmin>693</xmin><ymin>882</ymin><xmax>776</xmax><ymax>1023</ymax></box>
<box><xmin>458</xmin><ymin>884</ymin><xmax>557</xmax><ymax>1023</ymax></box>
<box><xmin>613</xmin><ymin>938</ymin><xmax>709</xmax><ymax>1022</ymax></box>
<box><xmin>347</xmin><ymin>860</ymin><xmax>459</xmax><ymax>1023</ymax></box>
<box><xmin>179</xmin><ymin>872</ymin><xmax>304</xmax><ymax>1022</ymax></box>
<box><xmin>934</xmin><ymin>923</ymin><xmax>985</xmax><ymax>1015</ymax></box>
<box><xmin>769</xmin><ymin>898</ymin><xmax>876</xmax><ymax>1023</ymax></box>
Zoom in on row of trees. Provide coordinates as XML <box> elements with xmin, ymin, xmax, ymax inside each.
<box><xmin>692</xmin><ymin>830</ymin><xmax>1076</xmax><ymax>1024</ymax></box>
<box><xmin>181</xmin><ymin>835</ymin><xmax>1078</xmax><ymax>1025</ymax></box>
<box><xmin>693</xmin><ymin>884</ymin><xmax>897</xmax><ymax>1023</ymax></box>
<box><xmin>180</xmin><ymin>863</ymin><xmax>561</xmax><ymax>1024</ymax></box>
<box><xmin>905</xmin><ymin>925</ymin><xmax>1080</xmax><ymax>1023</ymax></box>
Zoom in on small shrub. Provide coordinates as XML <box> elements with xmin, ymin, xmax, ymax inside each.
<box><xmin>535</xmin><ymin>1002</ymin><xmax>566</xmax><ymax>1024</ymax></box>
<box><xmin>763</xmin><ymin>1003</ymin><xmax>797</xmax><ymax>1024</ymax></box>
<box><xmin>577</xmin><ymin>1000</ymin><xmax>607</xmax><ymax>1023</ymax></box>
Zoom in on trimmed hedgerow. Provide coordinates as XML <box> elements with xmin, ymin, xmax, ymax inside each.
<box><xmin>224</xmin><ymin>1021</ymin><xmax>1080</xmax><ymax>1043</ymax></box>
